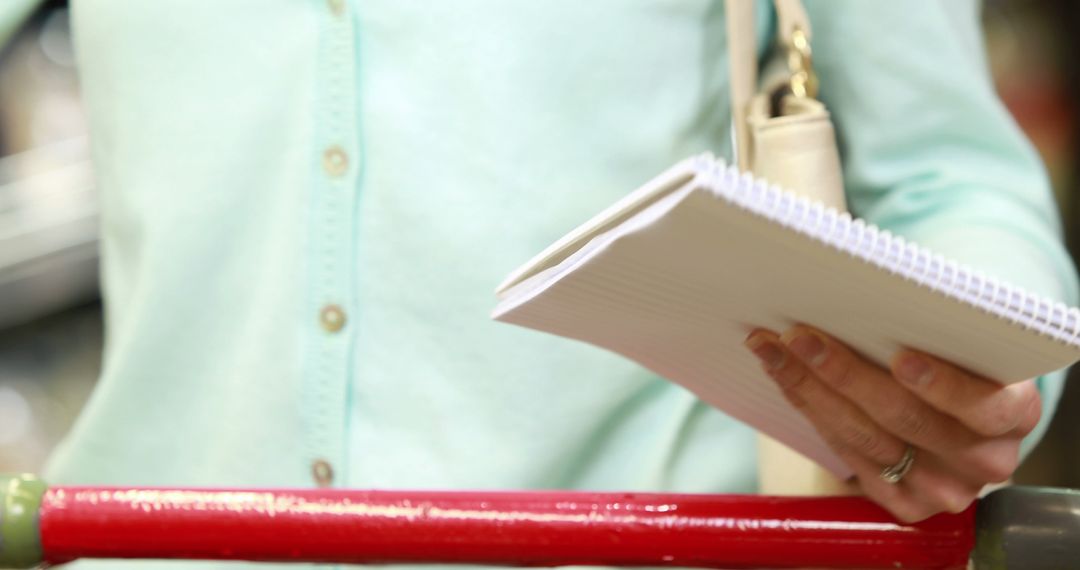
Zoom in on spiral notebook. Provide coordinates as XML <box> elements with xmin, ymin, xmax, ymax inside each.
<box><xmin>492</xmin><ymin>154</ymin><xmax>1080</xmax><ymax>477</ymax></box>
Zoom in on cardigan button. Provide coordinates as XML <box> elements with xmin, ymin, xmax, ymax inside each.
<box><xmin>311</xmin><ymin>459</ymin><xmax>334</xmax><ymax>488</ymax></box>
<box><xmin>322</xmin><ymin>145</ymin><xmax>348</xmax><ymax>178</ymax></box>
<box><xmin>319</xmin><ymin>304</ymin><xmax>347</xmax><ymax>333</ymax></box>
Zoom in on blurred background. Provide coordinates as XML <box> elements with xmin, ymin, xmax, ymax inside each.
<box><xmin>1</xmin><ymin>1</ymin><xmax>1079</xmax><ymax>484</ymax></box>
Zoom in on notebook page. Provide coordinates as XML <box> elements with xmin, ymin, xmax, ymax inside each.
<box><xmin>493</xmin><ymin>161</ymin><xmax>1080</xmax><ymax>476</ymax></box>
<box><xmin>495</xmin><ymin>156</ymin><xmax>705</xmax><ymax>296</ymax></box>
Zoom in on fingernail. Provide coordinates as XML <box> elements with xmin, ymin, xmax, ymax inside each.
<box><xmin>786</xmin><ymin>332</ymin><xmax>826</xmax><ymax>367</ymax></box>
<box><xmin>744</xmin><ymin>335</ymin><xmax>786</xmax><ymax>370</ymax></box>
<box><xmin>896</xmin><ymin>353</ymin><xmax>933</xmax><ymax>387</ymax></box>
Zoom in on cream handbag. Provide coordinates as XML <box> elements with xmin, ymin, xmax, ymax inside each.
<box><xmin>725</xmin><ymin>0</ymin><xmax>855</xmax><ymax>496</ymax></box>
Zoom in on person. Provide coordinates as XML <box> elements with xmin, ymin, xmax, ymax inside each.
<box><xmin>1</xmin><ymin>1</ymin><xmax>1076</xmax><ymax>567</ymax></box>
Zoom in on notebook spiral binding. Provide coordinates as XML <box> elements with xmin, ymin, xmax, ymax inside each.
<box><xmin>695</xmin><ymin>155</ymin><xmax>1080</xmax><ymax>348</ymax></box>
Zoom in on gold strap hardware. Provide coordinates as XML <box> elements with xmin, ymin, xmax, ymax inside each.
<box><xmin>786</xmin><ymin>25</ymin><xmax>818</xmax><ymax>100</ymax></box>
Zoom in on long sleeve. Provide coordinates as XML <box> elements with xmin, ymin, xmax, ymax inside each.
<box><xmin>805</xmin><ymin>0</ymin><xmax>1079</xmax><ymax>455</ymax></box>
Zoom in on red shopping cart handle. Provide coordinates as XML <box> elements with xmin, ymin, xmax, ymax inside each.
<box><xmin>0</xmin><ymin>475</ymin><xmax>1075</xmax><ymax>569</ymax></box>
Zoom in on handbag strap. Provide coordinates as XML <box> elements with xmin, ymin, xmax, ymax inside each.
<box><xmin>725</xmin><ymin>0</ymin><xmax>813</xmax><ymax>170</ymax></box>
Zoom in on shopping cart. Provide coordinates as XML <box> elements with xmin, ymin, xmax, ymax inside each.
<box><xmin>0</xmin><ymin>474</ymin><xmax>1072</xmax><ymax>569</ymax></box>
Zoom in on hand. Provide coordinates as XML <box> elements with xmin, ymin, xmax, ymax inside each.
<box><xmin>744</xmin><ymin>325</ymin><xmax>1041</xmax><ymax>522</ymax></box>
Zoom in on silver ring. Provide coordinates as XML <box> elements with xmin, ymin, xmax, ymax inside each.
<box><xmin>880</xmin><ymin>446</ymin><xmax>916</xmax><ymax>484</ymax></box>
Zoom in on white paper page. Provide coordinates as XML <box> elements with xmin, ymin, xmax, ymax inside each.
<box><xmin>494</xmin><ymin>165</ymin><xmax>1080</xmax><ymax>477</ymax></box>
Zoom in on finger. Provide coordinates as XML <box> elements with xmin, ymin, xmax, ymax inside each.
<box><xmin>744</xmin><ymin>330</ymin><xmax>909</xmax><ymax>468</ymax></box>
<box><xmin>779</xmin><ymin>326</ymin><xmax>977</xmax><ymax>456</ymax></box>
<box><xmin>829</xmin><ymin>447</ymin><xmax>918</xmax><ymax>522</ymax></box>
<box><xmin>842</xmin><ymin>447</ymin><xmax>982</xmax><ymax>522</ymax></box>
<box><xmin>746</xmin><ymin>331</ymin><xmax>987</xmax><ymax>520</ymax></box>
<box><xmin>800</xmin><ymin>413</ymin><xmax>985</xmax><ymax>522</ymax></box>
<box><xmin>745</xmin><ymin>331</ymin><xmax>940</xmax><ymax>521</ymax></box>
<box><xmin>778</xmin><ymin>326</ymin><xmax>1019</xmax><ymax>483</ymax></box>
<box><xmin>891</xmin><ymin>351</ymin><xmax>1042</xmax><ymax>438</ymax></box>
<box><xmin>893</xmin><ymin>453</ymin><xmax>983</xmax><ymax>517</ymax></box>
<box><xmin>751</xmin><ymin>328</ymin><xmax>1018</xmax><ymax>485</ymax></box>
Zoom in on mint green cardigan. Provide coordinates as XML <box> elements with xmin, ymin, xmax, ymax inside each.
<box><xmin>3</xmin><ymin>1</ymin><xmax>1076</xmax><ymax>568</ymax></box>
